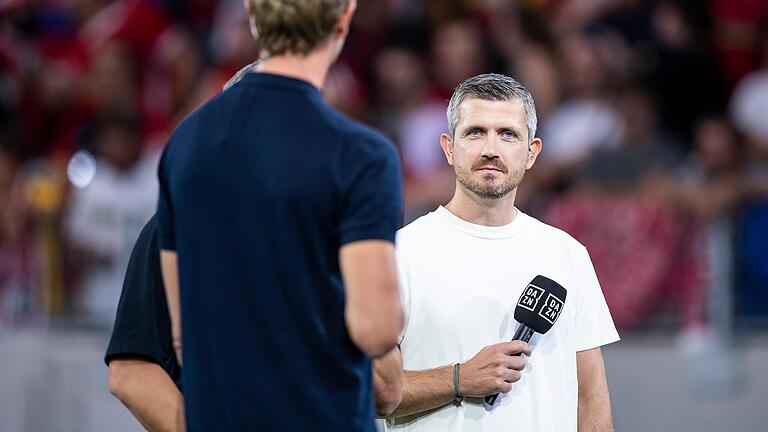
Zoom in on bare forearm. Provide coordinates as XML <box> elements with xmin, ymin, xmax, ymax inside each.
<box><xmin>577</xmin><ymin>348</ymin><xmax>614</xmax><ymax>432</ymax></box>
<box><xmin>389</xmin><ymin>366</ymin><xmax>455</xmax><ymax>418</ymax></box>
<box><xmin>109</xmin><ymin>361</ymin><xmax>184</xmax><ymax>432</ymax></box>
<box><xmin>578</xmin><ymin>391</ymin><xmax>614</xmax><ymax>432</ymax></box>
<box><xmin>389</xmin><ymin>341</ymin><xmax>532</xmax><ymax>419</ymax></box>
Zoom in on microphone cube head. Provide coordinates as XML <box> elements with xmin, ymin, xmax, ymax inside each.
<box><xmin>514</xmin><ymin>275</ymin><xmax>568</xmax><ymax>334</ymax></box>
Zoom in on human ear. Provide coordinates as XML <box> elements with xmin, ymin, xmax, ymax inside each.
<box><xmin>526</xmin><ymin>138</ymin><xmax>542</xmax><ymax>170</ymax></box>
<box><xmin>439</xmin><ymin>133</ymin><xmax>454</xmax><ymax>166</ymax></box>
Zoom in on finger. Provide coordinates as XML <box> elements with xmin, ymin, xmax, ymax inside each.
<box><xmin>504</xmin><ymin>356</ymin><xmax>526</xmax><ymax>371</ymax></box>
<box><xmin>499</xmin><ymin>341</ymin><xmax>532</xmax><ymax>356</ymax></box>
<box><xmin>503</xmin><ymin>370</ymin><xmax>522</xmax><ymax>384</ymax></box>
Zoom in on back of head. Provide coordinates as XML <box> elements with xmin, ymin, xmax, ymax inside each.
<box><xmin>247</xmin><ymin>0</ymin><xmax>349</xmax><ymax>56</ymax></box>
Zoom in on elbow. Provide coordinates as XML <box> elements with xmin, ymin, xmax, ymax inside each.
<box><xmin>108</xmin><ymin>363</ymin><xmax>130</xmax><ymax>401</ymax></box>
<box><xmin>375</xmin><ymin>380</ymin><xmax>403</xmax><ymax>418</ymax></box>
<box><xmin>348</xmin><ymin>309</ymin><xmax>403</xmax><ymax>358</ymax></box>
<box><xmin>349</xmin><ymin>324</ymin><xmax>400</xmax><ymax>359</ymax></box>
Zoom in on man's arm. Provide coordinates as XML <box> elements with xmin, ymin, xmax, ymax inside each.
<box><xmin>160</xmin><ymin>250</ymin><xmax>182</xmax><ymax>364</ymax></box>
<box><xmin>373</xmin><ymin>348</ymin><xmax>403</xmax><ymax>417</ymax></box>
<box><xmin>108</xmin><ymin>358</ymin><xmax>184</xmax><ymax>432</ymax></box>
<box><xmin>340</xmin><ymin>240</ymin><xmax>403</xmax><ymax>358</ymax></box>
<box><xmin>389</xmin><ymin>366</ymin><xmax>454</xmax><ymax>417</ymax></box>
<box><xmin>577</xmin><ymin>347</ymin><xmax>614</xmax><ymax>432</ymax></box>
<box><xmin>390</xmin><ymin>341</ymin><xmax>530</xmax><ymax>418</ymax></box>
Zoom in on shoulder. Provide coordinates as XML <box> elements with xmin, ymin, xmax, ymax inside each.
<box><xmin>165</xmin><ymin>89</ymin><xmax>240</xmax><ymax>146</ymax></box>
<box><xmin>123</xmin><ymin>215</ymin><xmax>162</xmax><ymax>286</ymax></box>
<box><xmin>396</xmin><ymin>212</ymin><xmax>439</xmax><ymax>247</ymax></box>
<box><xmin>320</xmin><ymin>107</ymin><xmax>399</xmax><ymax>162</ymax></box>
<box><xmin>134</xmin><ymin>215</ymin><xmax>160</xmax><ymax>252</ymax></box>
<box><xmin>159</xmin><ymin>110</ymin><xmax>200</xmax><ymax>162</ymax></box>
<box><xmin>520</xmin><ymin>212</ymin><xmax>586</xmax><ymax>252</ymax></box>
<box><xmin>158</xmin><ymin>97</ymin><xmax>222</xmax><ymax>169</ymax></box>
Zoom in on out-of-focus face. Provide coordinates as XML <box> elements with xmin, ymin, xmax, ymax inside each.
<box><xmin>98</xmin><ymin>126</ymin><xmax>141</xmax><ymax>172</ymax></box>
<box><xmin>694</xmin><ymin>118</ymin><xmax>737</xmax><ymax>174</ymax></box>
<box><xmin>441</xmin><ymin>98</ymin><xmax>541</xmax><ymax>199</ymax></box>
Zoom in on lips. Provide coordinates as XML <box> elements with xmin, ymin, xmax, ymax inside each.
<box><xmin>472</xmin><ymin>159</ymin><xmax>507</xmax><ymax>173</ymax></box>
<box><xmin>475</xmin><ymin>165</ymin><xmax>507</xmax><ymax>173</ymax></box>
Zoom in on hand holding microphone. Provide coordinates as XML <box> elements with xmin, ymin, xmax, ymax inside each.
<box><xmin>484</xmin><ymin>275</ymin><xmax>568</xmax><ymax>405</ymax></box>
<box><xmin>457</xmin><ymin>340</ymin><xmax>531</xmax><ymax>398</ymax></box>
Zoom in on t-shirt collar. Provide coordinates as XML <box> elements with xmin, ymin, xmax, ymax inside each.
<box><xmin>434</xmin><ymin>205</ymin><xmax>526</xmax><ymax>239</ymax></box>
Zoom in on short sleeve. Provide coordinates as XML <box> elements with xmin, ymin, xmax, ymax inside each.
<box><xmin>105</xmin><ymin>216</ymin><xmax>178</xmax><ymax>381</ymax></box>
<box><xmin>338</xmin><ymin>138</ymin><xmax>403</xmax><ymax>246</ymax></box>
<box><xmin>395</xmin><ymin>243</ymin><xmax>411</xmax><ymax>345</ymax></box>
<box><xmin>156</xmin><ymin>147</ymin><xmax>176</xmax><ymax>251</ymax></box>
<box><xmin>573</xmin><ymin>246</ymin><xmax>620</xmax><ymax>352</ymax></box>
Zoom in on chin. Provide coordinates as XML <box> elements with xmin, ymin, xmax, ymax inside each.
<box><xmin>476</xmin><ymin>182</ymin><xmax>518</xmax><ymax>199</ymax></box>
<box><xmin>478</xmin><ymin>177</ymin><xmax>504</xmax><ymax>188</ymax></box>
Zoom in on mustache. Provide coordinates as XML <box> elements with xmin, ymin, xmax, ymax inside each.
<box><xmin>472</xmin><ymin>158</ymin><xmax>508</xmax><ymax>173</ymax></box>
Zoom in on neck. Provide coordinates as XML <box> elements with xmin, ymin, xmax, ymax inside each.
<box><xmin>444</xmin><ymin>183</ymin><xmax>519</xmax><ymax>227</ymax></box>
<box><xmin>256</xmin><ymin>44</ymin><xmax>335</xmax><ymax>90</ymax></box>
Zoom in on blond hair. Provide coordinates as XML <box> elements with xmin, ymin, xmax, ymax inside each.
<box><xmin>248</xmin><ymin>0</ymin><xmax>349</xmax><ymax>55</ymax></box>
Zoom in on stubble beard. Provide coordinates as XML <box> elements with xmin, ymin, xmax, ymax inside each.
<box><xmin>454</xmin><ymin>164</ymin><xmax>524</xmax><ymax>200</ymax></box>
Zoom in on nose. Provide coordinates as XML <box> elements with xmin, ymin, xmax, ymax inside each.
<box><xmin>480</xmin><ymin>134</ymin><xmax>501</xmax><ymax>159</ymax></box>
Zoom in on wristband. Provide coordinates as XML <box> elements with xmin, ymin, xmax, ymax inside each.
<box><xmin>453</xmin><ymin>363</ymin><xmax>463</xmax><ymax>406</ymax></box>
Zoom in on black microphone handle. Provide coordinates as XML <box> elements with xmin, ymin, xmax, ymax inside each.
<box><xmin>484</xmin><ymin>325</ymin><xmax>535</xmax><ymax>405</ymax></box>
<box><xmin>512</xmin><ymin>323</ymin><xmax>535</xmax><ymax>342</ymax></box>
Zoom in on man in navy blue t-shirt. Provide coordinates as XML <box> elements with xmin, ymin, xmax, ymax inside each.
<box><xmin>157</xmin><ymin>1</ymin><xmax>404</xmax><ymax>430</ymax></box>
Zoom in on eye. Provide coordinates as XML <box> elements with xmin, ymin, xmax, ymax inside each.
<box><xmin>500</xmin><ymin>130</ymin><xmax>518</xmax><ymax>141</ymax></box>
<box><xmin>466</xmin><ymin>128</ymin><xmax>483</xmax><ymax>138</ymax></box>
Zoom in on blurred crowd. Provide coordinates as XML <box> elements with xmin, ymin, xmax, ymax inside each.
<box><xmin>0</xmin><ymin>0</ymin><xmax>767</xmax><ymax>335</ymax></box>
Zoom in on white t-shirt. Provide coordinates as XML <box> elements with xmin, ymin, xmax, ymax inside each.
<box><xmin>385</xmin><ymin>206</ymin><xmax>619</xmax><ymax>432</ymax></box>
<box><xmin>66</xmin><ymin>150</ymin><xmax>160</xmax><ymax>325</ymax></box>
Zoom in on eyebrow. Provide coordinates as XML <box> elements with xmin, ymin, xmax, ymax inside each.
<box><xmin>462</xmin><ymin>125</ymin><xmax>523</xmax><ymax>139</ymax></box>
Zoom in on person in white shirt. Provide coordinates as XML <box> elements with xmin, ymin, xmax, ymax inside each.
<box><xmin>66</xmin><ymin>113</ymin><xmax>159</xmax><ymax>327</ymax></box>
<box><xmin>383</xmin><ymin>73</ymin><xmax>620</xmax><ymax>432</ymax></box>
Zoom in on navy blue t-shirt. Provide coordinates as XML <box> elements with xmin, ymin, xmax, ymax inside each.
<box><xmin>105</xmin><ymin>215</ymin><xmax>181</xmax><ymax>387</ymax></box>
<box><xmin>157</xmin><ymin>72</ymin><xmax>402</xmax><ymax>431</ymax></box>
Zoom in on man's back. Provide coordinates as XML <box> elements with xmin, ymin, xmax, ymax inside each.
<box><xmin>157</xmin><ymin>72</ymin><xmax>402</xmax><ymax>430</ymax></box>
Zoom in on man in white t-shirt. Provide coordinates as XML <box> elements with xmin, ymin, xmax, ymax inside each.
<box><xmin>383</xmin><ymin>74</ymin><xmax>620</xmax><ymax>431</ymax></box>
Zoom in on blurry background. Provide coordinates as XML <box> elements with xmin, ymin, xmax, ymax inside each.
<box><xmin>0</xmin><ymin>0</ymin><xmax>767</xmax><ymax>430</ymax></box>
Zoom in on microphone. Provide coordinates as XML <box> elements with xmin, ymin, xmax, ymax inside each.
<box><xmin>485</xmin><ymin>275</ymin><xmax>568</xmax><ymax>405</ymax></box>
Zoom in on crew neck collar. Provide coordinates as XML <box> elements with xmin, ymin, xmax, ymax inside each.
<box><xmin>433</xmin><ymin>205</ymin><xmax>527</xmax><ymax>239</ymax></box>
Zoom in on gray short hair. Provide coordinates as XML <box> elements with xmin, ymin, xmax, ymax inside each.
<box><xmin>447</xmin><ymin>73</ymin><xmax>538</xmax><ymax>143</ymax></box>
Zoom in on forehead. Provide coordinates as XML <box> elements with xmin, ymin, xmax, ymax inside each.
<box><xmin>457</xmin><ymin>97</ymin><xmax>527</xmax><ymax>131</ymax></box>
